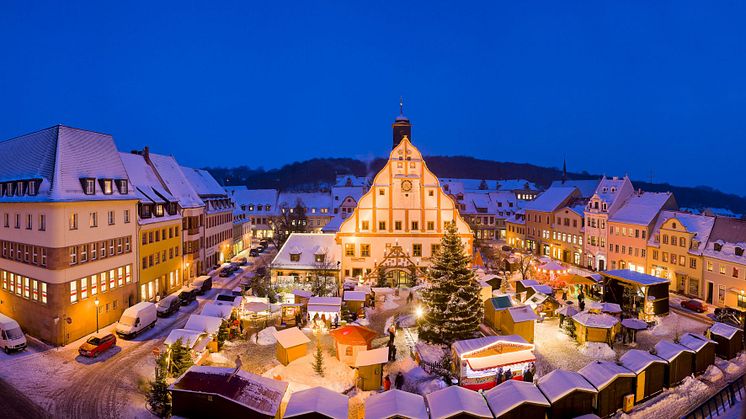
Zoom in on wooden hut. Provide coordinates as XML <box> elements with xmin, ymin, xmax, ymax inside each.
<box><xmin>501</xmin><ymin>305</ymin><xmax>540</xmax><ymax>343</ymax></box>
<box><xmin>579</xmin><ymin>361</ymin><xmax>636</xmax><ymax>418</ymax></box>
<box><xmin>484</xmin><ymin>295</ymin><xmax>514</xmax><ymax>329</ymax></box>
<box><xmin>478</xmin><ymin>279</ymin><xmax>494</xmax><ymax>302</ymax></box>
<box><xmin>619</xmin><ymin>349</ymin><xmax>667</xmax><ymax>402</ymax></box>
<box><xmin>708</xmin><ymin>322</ymin><xmax>744</xmax><ymax>360</ymax></box>
<box><xmin>292</xmin><ymin>289</ymin><xmax>312</xmax><ymax>306</ymax></box>
<box><xmin>537</xmin><ymin>369</ymin><xmax>597</xmax><ymax>418</ymax></box>
<box><xmin>169</xmin><ymin>366</ymin><xmax>287</xmax><ymax>419</ymax></box>
<box><xmin>329</xmin><ymin>325</ymin><xmax>377</xmax><ymax>366</ymax></box>
<box><xmin>364</xmin><ymin>389</ymin><xmax>427</xmax><ymax>419</ymax></box>
<box><xmin>343</xmin><ymin>291</ymin><xmax>367</xmax><ymax>315</ymax></box>
<box><xmin>273</xmin><ymin>327</ymin><xmax>311</xmax><ymax>365</ymax></box>
<box><xmin>654</xmin><ymin>340</ymin><xmax>695</xmax><ymax>386</ymax></box>
<box><xmin>679</xmin><ymin>333</ymin><xmax>717</xmax><ymax>375</ymax></box>
<box><xmin>572</xmin><ymin>311</ymin><xmax>620</xmax><ymax>345</ymax></box>
<box><xmin>515</xmin><ymin>280</ymin><xmax>540</xmax><ymax>302</ymax></box>
<box><xmin>283</xmin><ymin>386</ymin><xmax>348</xmax><ymax>419</ymax></box>
<box><xmin>601</xmin><ymin>270</ymin><xmax>670</xmax><ymax>319</ymax></box>
<box><xmin>484</xmin><ymin>380</ymin><xmax>550</xmax><ymax>419</ymax></box>
<box><xmin>426</xmin><ymin>385</ymin><xmax>493</xmax><ymax>419</ymax></box>
<box><xmin>354</xmin><ymin>347</ymin><xmax>388</xmax><ymax>391</ymax></box>
<box><xmin>452</xmin><ymin>335</ymin><xmax>535</xmax><ymax>390</ymax></box>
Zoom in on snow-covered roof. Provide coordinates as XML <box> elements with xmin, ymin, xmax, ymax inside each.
<box><xmin>365</xmin><ymin>389</ymin><xmax>427</xmax><ymax>419</ymax></box>
<box><xmin>180</xmin><ymin>166</ymin><xmax>227</xmax><ymax>197</ymax></box>
<box><xmin>119</xmin><ymin>152</ymin><xmax>177</xmax><ymax>207</ymax></box>
<box><xmin>619</xmin><ymin>349</ymin><xmax>666</xmax><ymax>374</ymax></box>
<box><xmin>487</xmin><ymin>295</ymin><xmax>514</xmax><ymax>310</ymax></box>
<box><xmin>271</xmin><ymin>233</ymin><xmax>340</xmax><ymax>271</ymax></box>
<box><xmin>278</xmin><ymin>192</ymin><xmax>333</xmax><ymax>212</ymax></box>
<box><xmin>334</xmin><ymin>174</ymin><xmax>368</xmax><ymax>187</ymax></box>
<box><xmin>609</xmin><ymin>192</ymin><xmax>675</xmax><ymax>226</ymax></box>
<box><xmin>484</xmin><ymin>379</ymin><xmax>550</xmax><ymax>417</ymax></box>
<box><xmin>529</xmin><ymin>284</ymin><xmax>554</xmax><ymax>295</ymax></box>
<box><xmin>321</xmin><ymin>214</ymin><xmax>346</xmax><ymax>233</ymax></box>
<box><xmin>309</xmin><ymin>296</ymin><xmax>342</xmax><ymax>306</ymax></box>
<box><xmin>148</xmin><ymin>153</ymin><xmax>204</xmax><ymax>208</ymax></box>
<box><xmin>425</xmin><ymin>385</ymin><xmax>493</xmax><ymax>419</ymax></box>
<box><xmin>200</xmin><ymin>302</ymin><xmax>234</xmax><ymax>320</ymax></box>
<box><xmin>572</xmin><ymin>311</ymin><xmax>619</xmax><ymax>329</ymax></box>
<box><xmin>709</xmin><ymin>322</ymin><xmax>740</xmax><ymax>340</ymax></box>
<box><xmin>525</xmin><ymin>187</ymin><xmax>578</xmax><ymax>213</ymax></box>
<box><xmin>602</xmin><ymin>269</ymin><xmax>670</xmax><ymax>286</ymax></box>
<box><xmin>0</xmin><ymin>125</ymin><xmax>135</xmax><ymax>202</ymax></box>
<box><xmin>679</xmin><ymin>333</ymin><xmax>716</xmax><ymax>353</ymax></box>
<box><xmin>703</xmin><ymin>217</ymin><xmax>746</xmax><ymax>265</ymax></box>
<box><xmin>292</xmin><ymin>289</ymin><xmax>313</xmax><ymax>298</ymax></box>
<box><xmin>550</xmin><ymin>179</ymin><xmax>600</xmax><ymax>199</ymax></box>
<box><xmin>184</xmin><ymin>314</ymin><xmax>223</xmax><ymax>335</ymax></box>
<box><xmin>508</xmin><ymin>305</ymin><xmax>540</xmax><ymax>323</ymax></box>
<box><xmin>518</xmin><ymin>279</ymin><xmax>540</xmax><ymax>287</ymax></box>
<box><xmin>621</xmin><ymin>318</ymin><xmax>648</xmax><ymax>330</ymax></box>
<box><xmin>164</xmin><ymin>329</ymin><xmax>205</xmax><ymax>348</ymax></box>
<box><xmin>592</xmin><ymin>176</ymin><xmax>630</xmax><ymax>204</ymax></box>
<box><xmin>229</xmin><ymin>188</ymin><xmax>279</xmax><ymax>215</ymax></box>
<box><xmin>283</xmin><ymin>386</ymin><xmax>348</xmax><ymax>419</ymax></box>
<box><xmin>273</xmin><ymin>327</ymin><xmax>311</xmax><ymax>348</ymax></box>
<box><xmin>343</xmin><ymin>291</ymin><xmax>366</xmax><ymax>302</ymax></box>
<box><xmin>537</xmin><ymin>369</ymin><xmax>597</xmax><ymax>403</ymax></box>
<box><xmin>578</xmin><ymin>361</ymin><xmax>635</xmax><ymax>391</ymax></box>
<box><xmin>649</xmin><ymin>211</ymin><xmax>715</xmax><ymax>254</ymax></box>
<box><xmin>331</xmin><ymin>185</ymin><xmax>364</xmax><ymax>203</ymax></box>
<box><xmin>498</xmin><ymin>179</ymin><xmax>539</xmax><ymax>191</ymax></box>
<box><xmin>354</xmin><ymin>347</ymin><xmax>388</xmax><ymax>367</ymax></box>
<box><xmin>170</xmin><ymin>366</ymin><xmax>287</xmax><ymax>416</ymax></box>
<box><xmin>452</xmin><ymin>335</ymin><xmax>532</xmax><ymax>357</ymax></box>
<box><xmin>654</xmin><ymin>340</ymin><xmax>695</xmax><ymax>361</ymax></box>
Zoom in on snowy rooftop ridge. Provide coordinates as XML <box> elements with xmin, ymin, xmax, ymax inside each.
<box><xmin>119</xmin><ymin>152</ymin><xmax>178</xmax><ymax>216</ymax></box>
<box><xmin>578</xmin><ymin>360</ymin><xmax>635</xmax><ymax>391</ymax></box>
<box><xmin>283</xmin><ymin>386</ymin><xmax>348</xmax><ymax>419</ymax></box>
<box><xmin>678</xmin><ymin>332</ymin><xmax>716</xmax><ymax>353</ymax></box>
<box><xmin>452</xmin><ymin>334</ymin><xmax>531</xmax><ymax>357</ymax></box>
<box><xmin>425</xmin><ymin>385</ymin><xmax>493</xmax><ymax>419</ymax></box>
<box><xmin>709</xmin><ymin>322</ymin><xmax>740</xmax><ymax>340</ymax></box>
<box><xmin>364</xmin><ymin>389</ymin><xmax>427</xmax><ymax>419</ymax></box>
<box><xmin>608</xmin><ymin>191</ymin><xmax>675</xmax><ymax>226</ymax></box>
<box><xmin>271</xmin><ymin>233</ymin><xmax>341</xmax><ymax>271</ymax></box>
<box><xmin>148</xmin><ymin>153</ymin><xmax>204</xmax><ymax>208</ymax></box>
<box><xmin>654</xmin><ymin>340</ymin><xmax>695</xmax><ymax>361</ymax></box>
<box><xmin>537</xmin><ymin>369</ymin><xmax>596</xmax><ymax>403</ymax></box>
<box><xmin>619</xmin><ymin>349</ymin><xmax>667</xmax><ymax>374</ymax></box>
<box><xmin>484</xmin><ymin>379</ymin><xmax>550</xmax><ymax>417</ymax></box>
<box><xmin>524</xmin><ymin>186</ymin><xmax>578</xmax><ymax>213</ymax></box>
<box><xmin>273</xmin><ymin>327</ymin><xmax>311</xmax><ymax>348</ymax></box>
<box><xmin>572</xmin><ymin>311</ymin><xmax>619</xmax><ymax>329</ymax></box>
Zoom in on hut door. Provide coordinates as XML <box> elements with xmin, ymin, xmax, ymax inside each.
<box><xmin>636</xmin><ymin>372</ymin><xmax>645</xmax><ymax>401</ymax></box>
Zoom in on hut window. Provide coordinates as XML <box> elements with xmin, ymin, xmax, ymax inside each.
<box><xmin>736</xmin><ymin>247</ymin><xmax>744</xmax><ymax>257</ymax></box>
<box><xmin>345</xmin><ymin>346</ymin><xmax>353</xmax><ymax>356</ymax></box>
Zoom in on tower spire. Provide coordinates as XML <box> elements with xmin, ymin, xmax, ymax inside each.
<box><xmin>562</xmin><ymin>157</ymin><xmax>567</xmax><ymax>184</ymax></box>
<box><xmin>399</xmin><ymin>96</ymin><xmax>404</xmax><ymax>116</ymax></box>
<box><xmin>392</xmin><ymin>98</ymin><xmax>411</xmax><ymax>149</ymax></box>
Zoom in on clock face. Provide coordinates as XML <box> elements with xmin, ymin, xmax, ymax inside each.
<box><xmin>401</xmin><ymin>180</ymin><xmax>413</xmax><ymax>192</ymax></box>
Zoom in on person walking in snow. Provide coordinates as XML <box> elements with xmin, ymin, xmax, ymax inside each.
<box><xmin>383</xmin><ymin>375</ymin><xmax>391</xmax><ymax>391</ymax></box>
<box><xmin>394</xmin><ymin>372</ymin><xmax>404</xmax><ymax>389</ymax></box>
<box><xmin>388</xmin><ymin>325</ymin><xmax>396</xmax><ymax>346</ymax></box>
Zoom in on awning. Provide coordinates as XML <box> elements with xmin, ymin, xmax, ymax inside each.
<box><xmin>568</xmin><ymin>274</ymin><xmax>596</xmax><ymax>285</ymax></box>
<box><xmin>465</xmin><ymin>350</ymin><xmax>536</xmax><ymax>371</ymax></box>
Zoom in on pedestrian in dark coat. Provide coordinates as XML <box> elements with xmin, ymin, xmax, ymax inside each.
<box><xmin>523</xmin><ymin>368</ymin><xmax>534</xmax><ymax>383</ymax></box>
<box><xmin>395</xmin><ymin>372</ymin><xmax>404</xmax><ymax>389</ymax></box>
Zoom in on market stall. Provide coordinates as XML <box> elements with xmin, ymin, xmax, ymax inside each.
<box><xmin>654</xmin><ymin>340</ymin><xmax>695</xmax><ymax>386</ymax></box>
<box><xmin>284</xmin><ymin>386</ymin><xmax>349</xmax><ymax>419</ymax></box>
<box><xmin>619</xmin><ymin>349</ymin><xmax>666</xmax><ymax>402</ymax></box>
<box><xmin>484</xmin><ymin>380</ymin><xmax>550</xmax><ymax>419</ymax></box>
<box><xmin>578</xmin><ymin>360</ymin><xmax>635</xmax><ymax>418</ymax></box>
<box><xmin>536</xmin><ymin>369</ymin><xmax>597</xmax><ymax>419</ymax></box>
<box><xmin>679</xmin><ymin>333</ymin><xmax>717</xmax><ymax>375</ymax></box>
<box><xmin>426</xmin><ymin>385</ymin><xmax>493</xmax><ymax>418</ymax></box>
<box><xmin>329</xmin><ymin>325</ymin><xmax>377</xmax><ymax>366</ymax></box>
<box><xmin>452</xmin><ymin>335</ymin><xmax>536</xmax><ymax>391</ymax></box>
<box><xmin>708</xmin><ymin>322</ymin><xmax>744</xmax><ymax>360</ymax></box>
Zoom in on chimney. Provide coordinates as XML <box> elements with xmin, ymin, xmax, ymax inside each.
<box><xmin>143</xmin><ymin>146</ymin><xmax>151</xmax><ymax>164</ymax></box>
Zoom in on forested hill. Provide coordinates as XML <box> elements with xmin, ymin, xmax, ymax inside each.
<box><xmin>204</xmin><ymin>156</ymin><xmax>746</xmax><ymax>214</ymax></box>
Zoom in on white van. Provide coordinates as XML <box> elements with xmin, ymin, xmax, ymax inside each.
<box><xmin>116</xmin><ymin>302</ymin><xmax>157</xmax><ymax>339</ymax></box>
<box><xmin>0</xmin><ymin>314</ymin><xmax>27</xmax><ymax>353</ymax></box>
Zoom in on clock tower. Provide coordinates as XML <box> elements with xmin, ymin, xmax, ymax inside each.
<box><xmin>392</xmin><ymin>97</ymin><xmax>412</xmax><ymax>149</ymax></box>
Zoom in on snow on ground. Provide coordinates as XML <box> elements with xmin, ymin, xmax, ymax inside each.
<box><xmin>701</xmin><ymin>364</ymin><xmax>725</xmax><ymax>385</ymax></box>
<box><xmin>262</xmin><ymin>351</ymin><xmax>355</xmax><ymax>394</ymax></box>
<box><xmin>533</xmin><ymin>318</ymin><xmax>616</xmax><ymax>375</ymax></box>
<box><xmin>386</xmin><ymin>357</ymin><xmax>446</xmax><ymax>396</ymax></box>
<box><xmin>638</xmin><ymin>312</ymin><xmax>708</xmax><ymax>350</ymax></box>
<box><xmin>622</xmin><ymin>376</ymin><xmax>711</xmax><ymax>419</ymax></box>
<box><xmin>381</xmin><ymin>295</ymin><xmax>400</xmax><ymax>311</ymax></box>
<box><xmin>578</xmin><ymin>342</ymin><xmax>617</xmax><ymax>360</ymax></box>
<box><xmin>256</xmin><ymin>326</ymin><xmax>278</xmax><ymax>345</ymax></box>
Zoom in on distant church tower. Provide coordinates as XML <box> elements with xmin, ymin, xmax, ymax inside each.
<box><xmin>392</xmin><ymin>97</ymin><xmax>412</xmax><ymax>149</ymax></box>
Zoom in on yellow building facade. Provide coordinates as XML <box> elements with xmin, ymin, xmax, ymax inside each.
<box><xmin>138</xmin><ymin>220</ymin><xmax>183</xmax><ymax>301</ymax></box>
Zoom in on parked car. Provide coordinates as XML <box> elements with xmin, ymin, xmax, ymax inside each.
<box><xmin>0</xmin><ymin>313</ymin><xmax>27</xmax><ymax>354</ymax></box>
<box><xmin>231</xmin><ymin>287</ymin><xmax>244</xmax><ymax>297</ymax></box>
<box><xmin>219</xmin><ymin>268</ymin><xmax>233</xmax><ymax>278</ymax></box>
<box><xmin>179</xmin><ymin>287</ymin><xmax>198</xmax><ymax>305</ymax></box>
<box><xmin>714</xmin><ymin>307</ymin><xmax>746</xmax><ymax>328</ymax></box>
<box><xmin>78</xmin><ymin>334</ymin><xmax>117</xmax><ymax>358</ymax></box>
<box><xmin>681</xmin><ymin>299</ymin><xmax>708</xmax><ymax>313</ymax></box>
<box><xmin>156</xmin><ymin>295</ymin><xmax>181</xmax><ymax>317</ymax></box>
<box><xmin>116</xmin><ymin>302</ymin><xmax>157</xmax><ymax>339</ymax></box>
<box><xmin>192</xmin><ymin>276</ymin><xmax>213</xmax><ymax>295</ymax></box>
<box><xmin>233</xmin><ymin>257</ymin><xmax>248</xmax><ymax>266</ymax></box>
<box><xmin>249</xmin><ymin>248</ymin><xmax>259</xmax><ymax>257</ymax></box>
<box><xmin>259</xmin><ymin>239</ymin><xmax>269</xmax><ymax>247</ymax></box>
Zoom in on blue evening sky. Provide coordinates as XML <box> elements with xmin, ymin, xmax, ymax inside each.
<box><xmin>1</xmin><ymin>2</ymin><xmax>744</xmax><ymax>194</ymax></box>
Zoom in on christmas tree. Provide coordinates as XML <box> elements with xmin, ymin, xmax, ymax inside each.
<box><xmin>217</xmin><ymin>320</ymin><xmax>230</xmax><ymax>349</ymax></box>
<box><xmin>418</xmin><ymin>221</ymin><xmax>483</xmax><ymax>344</ymax></box>
<box><xmin>169</xmin><ymin>338</ymin><xmax>194</xmax><ymax>377</ymax></box>
<box><xmin>147</xmin><ymin>350</ymin><xmax>172</xmax><ymax>417</ymax></box>
<box><xmin>312</xmin><ymin>337</ymin><xmax>325</xmax><ymax>377</ymax></box>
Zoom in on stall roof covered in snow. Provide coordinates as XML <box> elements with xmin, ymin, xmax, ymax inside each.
<box><xmin>426</xmin><ymin>385</ymin><xmax>493</xmax><ymax>419</ymax></box>
<box><xmin>365</xmin><ymin>389</ymin><xmax>427</xmax><ymax>419</ymax></box>
<box><xmin>169</xmin><ymin>366</ymin><xmax>287</xmax><ymax>416</ymax></box>
<box><xmin>164</xmin><ymin>329</ymin><xmax>205</xmax><ymax>348</ymax></box>
<box><xmin>309</xmin><ymin>296</ymin><xmax>342</xmax><ymax>306</ymax></box>
<box><xmin>620</xmin><ymin>349</ymin><xmax>667</xmax><ymax>374</ymax></box>
<box><xmin>679</xmin><ymin>333</ymin><xmax>716</xmax><ymax>353</ymax></box>
<box><xmin>292</xmin><ymin>289</ymin><xmax>313</xmax><ymax>298</ymax></box>
<box><xmin>537</xmin><ymin>369</ymin><xmax>597</xmax><ymax>403</ymax></box>
<box><xmin>572</xmin><ymin>311</ymin><xmax>619</xmax><ymax>329</ymax></box>
<box><xmin>579</xmin><ymin>361</ymin><xmax>635</xmax><ymax>391</ymax></box>
<box><xmin>343</xmin><ymin>291</ymin><xmax>366</xmax><ymax>302</ymax></box>
<box><xmin>273</xmin><ymin>327</ymin><xmax>311</xmax><ymax>348</ymax></box>
<box><xmin>354</xmin><ymin>347</ymin><xmax>388</xmax><ymax>367</ymax></box>
<box><xmin>452</xmin><ymin>334</ymin><xmax>532</xmax><ymax>357</ymax></box>
<box><xmin>272</xmin><ymin>233</ymin><xmax>341</xmax><ymax>271</ymax></box>
<box><xmin>709</xmin><ymin>322</ymin><xmax>740</xmax><ymax>340</ymax></box>
<box><xmin>529</xmin><ymin>284</ymin><xmax>554</xmax><ymax>295</ymax></box>
<box><xmin>283</xmin><ymin>386</ymin><xmax>348</xmax><ymax>419</ymax></box>
<box><xmin>329</xmin><ymin>325</ymin><xmax>377</xmax><ymax>346</ymax></box>
<box><xmin>654</xmin><ymin>340</ymin><xmax>695</xmax><ymax>361</ymax></box>
<box><xmin>602</xmin><ymin>269</ymin><xmax>670</xmax><ymax>286</ymax></box>
<box><xmin>508</xmin><ymin>305</ymin><xmax>540</xmax><ymax>322</ymax></box>
<box><xmin>184</xmin><ymin>314</ymin><xmax>223</xmax><ymax>335</ymax></box>
<box><xmin>484</xmin><ymin>379</ymin><xmax>550</xmax><ymax>418</ymax></box>
<box><xmin>609</xmin><ymin>192</ymin><xmax>675</xmax><ymax>226</ymax></box>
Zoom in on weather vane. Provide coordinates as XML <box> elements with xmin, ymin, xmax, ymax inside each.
<box><xmin>399</xmin><ymin>96</ymin><xmax>404</xmax><ymax>115</ymax></box>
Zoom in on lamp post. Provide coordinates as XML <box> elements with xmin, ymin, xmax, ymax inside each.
<box><xmin>94</xmin><ymin>298</ymin><xmax>100</xmax><ymax>334</ymax></box>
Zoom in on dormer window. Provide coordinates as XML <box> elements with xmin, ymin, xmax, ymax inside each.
<box><xmin>736</xmin><ymin>247</ymin><xmax>744</xmax><ymax>257</ymax></box>
<box><xmin>28</xmin><ymin>180</ymin><xmax>38</xmax><ymax>196</ymax></box>
<box><xmin>602</xmin><ymin>203</ymin><xmax>607</xmax><ymax>211</ymax></box>
<box><xmin>611</xmin><ymin>187</ymin><xmax>616</xmax><ymax>193</ymax></box>
<box><xmin>713</xmin><ymin>242</ymin><xmax>722</xmax><ymax>252</ymax></box>
<box><xmin>672</xmin><ymin>222</ymin><xmax>677</xmax><ymax>229</ymax></box>
<box><xmin>98</xmin><ymin>179</ymin><xmax>113</xmax><ymax>195</ymax></box>
<box><xmin>141</xmin><ymin>204</ymin><xmax>152</xmax><ymax>218</ymax></box>
<box><xmin>82</xmin><ymin>178</ymin><xmax>96</xmax><ymax>195</ymax></box>
<box><xmin>315</xmin><ymin>254</ymin><xmax>325</xmax><ymax>263</ymax></box>
<box><xmin>155</xmin><ymin>204</ymin><xmax>164</xmax><ymax>217</ymax></box>
<box><xmin>115</xmin><ymin>179</ymin><xmax>128</xmax><ymax>194</ymax></box>
<box><xmin>290</xmin><ymin>253</ymin><xmax>301</xmax><ymax>262</ymax></box>
<box><xmin>257</xmin><ymin>205</ymin><xmax>263</xmax><ymax>211</ymax></box>
<box><xmin>248</xmin><ymin>204</ymin><xmax>254</xmax><ymax>211</ymax></box>
<box><xmin>602</xmin><ymin>187</ymin><xmax>608</xmax><ymax>192</ymax></box>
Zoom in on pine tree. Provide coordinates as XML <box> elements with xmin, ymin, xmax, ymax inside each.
<box><xmin>217</xmin><ymin>320</ymin><xmax>230</xmax><ymax>349</ymax></box>
<box><xmin>312</xmin><ymin>337</ymin><xmax>325</xmax><ymax>377</ymax></box>
<box><xmin>147</xmin><ymin>351</ymin><xmax>172</xmax><ymax>417</ymax></box>
<box><xmin>418</xmin><ymin>221</ymin><xmax>484</xmax><ymax>345</ymax></box>
<box><xmin>169</xmin><ymin>337</ymin><xmax>194</xmax><ymax>377</ymax></box>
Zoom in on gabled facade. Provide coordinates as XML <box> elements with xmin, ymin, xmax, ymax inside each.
<box><xmin>702</xmin><ymin>217</ymin><xmax>746</xmax><ymax>308</ymax></box>
<box><xmin>524</xmin><ymin>186</ymin><xmax>581</xmax><ymax>256</ymax></box>
<box><xmin>277</xmin><ymin>192</ymin><xmax>334</xmax><ymax>233</ymax></box>
<box><xmin>583</xmin><ymin>176</ymin><xmax>634</xmax><ymax>270</ymax></box>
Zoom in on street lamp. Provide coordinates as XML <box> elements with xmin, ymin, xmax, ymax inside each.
<box><xmin>94</xmin><ymin>298</ymin><xmax>100</xmax><ymax>334</ymax></box>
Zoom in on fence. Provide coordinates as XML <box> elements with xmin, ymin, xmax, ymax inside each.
<box><xmin>683</xmin><ymin>374</ymin><xmax>745</xmax><ymax>419</ymax></box>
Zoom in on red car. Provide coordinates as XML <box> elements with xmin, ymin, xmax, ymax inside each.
<box><xmin>681</xmin><ymin>299</ymin><xmax>707</xmax><ymax>313</ymax></box>
<box><xmin>78</xmin><ymin>334</ymin><xmax>117</xmax><ymax>358</ymax></box>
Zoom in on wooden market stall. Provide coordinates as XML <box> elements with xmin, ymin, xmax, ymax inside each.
<box><xmin>364</xmin><ymin>389</ymin><xmax>427</xmax><ymax>419</ymax></box>
<box><xmin>619</xmin><ymin>349</ymin><xmax>667</xmax><ymax>402</ymax></box>
<box><xmin>273</xmin><ymin>327</ymin><xmax>311</xmax><ymax>366</ymax></box>
<box><xmin>484</xmin><ymin>295</ymin><xmax>514</xmax><ymax>330</ymax></box>
<box><xmin>708</xmin><ymin>322</ymin><xmax>744</xmax><ymax>360</ymax></box>
<box><xmin>484</xmin><ymin>380</ymin><xmax>550</xmax><ymax>419</ymax></box>
<box><xmin>571</xmin><ymin>311</ymin><xmax>620</xmax><ymax>345</ymax></box>
<box><xmin>579</xmin><ymin>361</ymin><xmax>636</xmax><ymax>418</ymax></box>
<box><xmin>601</xmin><ymin>270</ymin><xmax>670</xmax><ymax>319</ymax></box>
<box><xmin>307</xmin><ymin>297</ymin><xmax>342</xmax><ymax>327</ymax></box>
<box><xmin>452</xmin><ymin>335</ymin><xmax>536</xmax><ymax>391</ymax></box>
<box><xmin>501</xmin><ymin>305</ymin><xmax>540</xmax><ymax>344</ymax></box>
<box><xmin>354</xmin><ymin>347</ymin><xmax>388</xmax><ymax>391</ymax></box>
<box><xmin>654</xmin><ymin>340</ymin><xmax>695</xmax><ymax>386</ymax></box>
<box><xmin>283</xmin><ymin>386</ymin><xmax>349</xmax><ymax>419</ymax></box>
<box><xmin>329</xmin><ymin>325</ymin><xmax>377</xmax><ymax>366</ymax></box>
<box><xmin>536</xmin><ymin>369</ymin><xmax>597</xmax><ymax>419</ymax></box>
<box><xmin>425</xmin><ymin>385</ymin><xmax>493</xmax><ymax>418</ymax></box>
<box><xmin>679</xmin><ymin>333</ymin><xmax>717</xmax><ymax>375</ymax></box>
<box><xmin>343</xmin><ymin>291</ymin><xmax>367</xmax><ymax>316</ymax></box>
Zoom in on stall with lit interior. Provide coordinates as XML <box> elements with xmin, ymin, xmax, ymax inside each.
<box><xmin>451</xmin><ymin>335</ymin><xmax>536</xmax><ymax>390</ymax></box>
<box><xmin>601</xmin><ymin>269</ymin><xmax>670</xmax><ymax>320</ymax></box>
<box><xmin>329</xmin><ymin>324</ymin><xmax>377</xmax><ymax>366</ymax></box>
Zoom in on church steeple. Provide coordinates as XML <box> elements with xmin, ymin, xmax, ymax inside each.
<box><xmin>562</xmin><ymin>157</ymin><xmax>567</xmax><ymax>184</ymax></box>
<box><xmin>392</xmin><ymin>96</ymin><xmax>411</xmax><ymax>149</ymax></box>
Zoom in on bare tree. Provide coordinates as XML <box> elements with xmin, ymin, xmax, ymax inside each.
<box><xmin>311</xmin><ymin>254</ymin><xmax>340</xmax><ymax>297</ymax></box>
<box><xmin>516</xmin><ymin>252</ymin><xmax>535</xmax><ymax>280</ymax></box>
<box><xmin>268</xmin><ymin>200</ymin><xmax>308</xmax><ymax>249</ymax></box>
